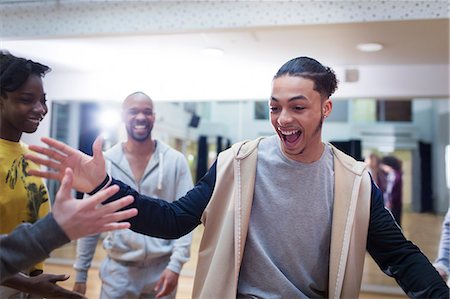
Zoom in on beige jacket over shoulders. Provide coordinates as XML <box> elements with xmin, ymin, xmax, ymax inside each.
<box><xmin>193</xmin><ymin>137</ymin><xmax>372</xmax><ymax>299</ymax></box>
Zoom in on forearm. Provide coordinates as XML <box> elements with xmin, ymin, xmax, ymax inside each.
<box><xmin>0</xmin><ymin>214</ymin><xmax>69</xmax><ymax>283</ymax></box>
<box><xmin>434</xmin><ymin>210</ymin><xmax>450</xmax><ymax>273</ymax></box>
<box><xmin>73</xmin><ymin>234</ymin><xmax>101</xmax><ymax>282</ymax></box>
<box><xmin>104</xmin><ymin>162</ymin><xmax>217</xmax><ymax>239</ymax></box>
<box><xmin>367</xmin><ymin>183</ymin><xmax>449</xmax><ymax>298</ymax></box>
<box><xmin>167</xmin><ymin>232</ymin><xmax>193</xmax><ymax>273</ymax></box>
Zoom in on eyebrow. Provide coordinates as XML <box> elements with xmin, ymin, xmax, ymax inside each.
<box><xmin>270</xmin><ymin>95</ymin><xmax>307</xmax><ymax>102</ymax></box>
<box><xmin>18</xmin><ymin>92</ymin><xmax>47</xmax><ymax>99</ymax></box>
<box><xmin>19</xmin><ymin>92</ymin><xmax>37</xmax><ymax>96</ymax></box>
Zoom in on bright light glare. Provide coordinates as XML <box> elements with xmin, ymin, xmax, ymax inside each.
<box><xmin>200</xmin><ymin>47</ymin><xmax>224</xmax><ymax>57</ymax></box>
<box><xmin>98</xmin><ymin>108</ymin><xmax>121</xmax><ymax>130</ymax></box>
<box><xmin>356</xmin><ymin>43</ymin><xmax>383</xmax><ymax>52</ymax></box>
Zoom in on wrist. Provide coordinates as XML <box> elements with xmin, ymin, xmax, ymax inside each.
<box><xmin>74</xmin><ymin>269</ymin><xmax>88</xmax><ymax>283</ymax></box>
<box><xmin>88</xmin><ymin>174</ymin><xmax>111</xmax><ymax>195</ymax></box>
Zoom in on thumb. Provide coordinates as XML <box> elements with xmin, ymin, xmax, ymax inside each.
<box><xmin>92</xmin><ymin>135</ymin><xmax>104</xmax><ymax>161</ymax></box>
<box><xmin>154</xmin><ymin>275</ymin><xmax>164</xmax><ymax>292</ymax></box>
<box><xmin>56</xmin><ymin>168</ymin><xmax>73</xmax><ymax>199</ymax></box>
<box><xmin>49</xmin><ymin>274</ymin><xmax>70</xmax><ymax>283</ymax></box>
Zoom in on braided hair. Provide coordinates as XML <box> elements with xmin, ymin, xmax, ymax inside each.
<box><xmin>0</xmin><ymin>50</ymin><xmax>51</xmax><ymax>98</ymax></box>
<box><xmin>274</xmin><ymin>56</ymin><xmax>338</xmax><ymax>99</ymax></box>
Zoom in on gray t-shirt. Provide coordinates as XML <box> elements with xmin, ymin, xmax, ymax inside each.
<box><xmin>237</xmin><ymin>135</ymin><xmax>334</xmax><ymax>298</ymax></box>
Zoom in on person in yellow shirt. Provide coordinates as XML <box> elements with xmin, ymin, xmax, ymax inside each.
<box><xmin>0</xmin><ymin>50</ymin><xmax>83</xmax><ymax>298</ymax></box>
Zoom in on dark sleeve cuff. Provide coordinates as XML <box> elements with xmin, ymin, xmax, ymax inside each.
<box><xmin>88</xmin><ymin>174</ymin><xmax>111</xmax><ymax>195</ymax></box>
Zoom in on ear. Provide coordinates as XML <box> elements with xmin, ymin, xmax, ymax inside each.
<box><xmin>323</xmin><ymin>98</ymin><xmax>332</xmax><ymax>118</ymax></box>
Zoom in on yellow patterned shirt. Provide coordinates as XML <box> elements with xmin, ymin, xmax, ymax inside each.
<box><xmin>0</xmin><ymin>138</ymin><xmax>50</xmax><ymax>273</ymax></box>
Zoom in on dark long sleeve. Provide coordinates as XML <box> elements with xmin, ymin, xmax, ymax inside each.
<box><xmin>367</xmin><ymin>182</ymin><xmax>449</xmax><ymax>298</ymax></box>
<box><xmin>0</xmin><ymin>214</ymin><xmax>69</xmax><ymax>283</ymax></box>
<box><xmin>107</xmin><ymin>161</ymin><xmax>217</xmax><ymax>239</ymax></box>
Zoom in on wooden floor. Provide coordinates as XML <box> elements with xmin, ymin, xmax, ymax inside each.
<box><xmin>44</xmin><ymin>211</ymin><xmax>445</xmax><ymax>299</ymax></box>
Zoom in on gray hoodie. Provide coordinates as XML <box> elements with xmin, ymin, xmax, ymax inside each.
<box><xmin>74</xmin><ymin>140</ymin><xmax>193</xmax><ymax>282</ymax></box>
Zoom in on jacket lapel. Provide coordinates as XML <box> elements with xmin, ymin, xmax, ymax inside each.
<box><xmin>328</xmin><ymin>145</ymin><xmax>368</xmax><ymax>299</ymax></box>
<box><xmin>232</xmin><ymin>138</ymin><xmax>261</xmax><ymax>283</ymax></box>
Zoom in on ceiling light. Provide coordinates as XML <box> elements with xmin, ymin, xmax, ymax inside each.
<box><xmin>356</xmin><ymin>43</ymin><xmax>383</xmax><ymax>52</ymax></box>
<box><xmin>200</xmin><ymin>47</ymin><xmax>224</xmax><ymax>57</ymax></box>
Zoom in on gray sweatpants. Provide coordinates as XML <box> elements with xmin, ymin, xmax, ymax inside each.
<box><xmin>99</xmin><ymin>256</ymin><xmax>177</xmax><ymax>299</ymax></box>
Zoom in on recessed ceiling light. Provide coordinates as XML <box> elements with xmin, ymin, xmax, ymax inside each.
<box><xmin>356</xmin><ymin>43</ymin><xmax>383</xmax><ymax>52</ymax></box>
<box><xmin>200</xmin><ymin>47</ymin><xmax>224</xmax><ymax>57</ymax></box>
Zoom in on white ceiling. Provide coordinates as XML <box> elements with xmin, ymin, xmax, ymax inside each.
<box><xmin>1</xmin><ymin>2</ymin><xmax>448</xmax><ymax>102</ymax></box>
<box><xmin>3</xmin><ymin>19</ymin><xmax>448</xmax><ymax>70</ymax></box>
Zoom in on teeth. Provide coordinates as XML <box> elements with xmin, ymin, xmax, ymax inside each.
<box><xmin>279</xmin><ymin>128</ymin><xmax>299</xmax><ymax>135</ymax></box>
<box><xmin>134</xmin><ymin>125</ymin><xmax>146</xmax><ymax>129</ymax></box>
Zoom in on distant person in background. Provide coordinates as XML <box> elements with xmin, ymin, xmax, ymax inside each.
<box><xmin>73</xmin><ymin>92</ymin><xmax>193</xmax><ymax>299</ymax></box>
<box><xmin>381</xmin><ymin>156</ymin><xmax>403</xmax><ymax>226</ymax></box>
<box><xmin>365</xmin><ymin>153</ymin><xmax>386</xmax><ymax>192</ymax></box>
<box><xmin>434</xmin><ymin>207</ymin><xmax>450</xmax><ymax>283</ymax></box>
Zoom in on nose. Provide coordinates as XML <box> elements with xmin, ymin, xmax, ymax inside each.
<box><xmin>277</xmin><ymin>109</ymin><xmax>292</xmax><ymax>126</ymax></box>
<box><xmin>135</xmin><ymin>111</ymin><xmax>146</xmax><ymax>120</ymax></box>
<box><xmin>33</xmin><ymin>101</ymin><xmax>47</xmax><ymax>116</ymax></box>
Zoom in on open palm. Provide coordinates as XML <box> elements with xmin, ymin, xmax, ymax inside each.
<box><xmin>25</xmin><ymin>136</ymin><xmax>107</xmax><ymax>193</ymax></box>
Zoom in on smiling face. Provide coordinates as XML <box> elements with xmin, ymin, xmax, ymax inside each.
<box><xmin>122</xmin><ymin>93</ymin><xmax>155</xmax><ymax>142</ymax></box>
<box><xmin>0</xmin><ymin>74</ymin><xmax>48</xmax><ymax>142</ymax></box>
<box><xmin>270</xmin><ymin>75</ymin><xmax>332</xmax><ymax>163</ymax></box>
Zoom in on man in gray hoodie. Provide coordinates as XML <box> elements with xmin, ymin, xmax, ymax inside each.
<box><xmin>72</xmin><ymin>92</ymin><xmax>193</xmax><ymax>299</ymax></box>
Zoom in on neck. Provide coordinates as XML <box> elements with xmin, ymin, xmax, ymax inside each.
<box><xmin>301</xmin><ymin>142</ymin><xmax>325</xmax><ymax>163</ymax></box>
<box><xmin>124</xmin><ymin>137</ymin><xmax>155</xmax><ymax>156</ymax></box>
<box><xmin>0</xmin><ymin>126</ymin><xmax>21</xmax><ymax>142</ymax></box>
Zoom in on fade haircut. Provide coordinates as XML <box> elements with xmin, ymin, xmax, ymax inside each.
<box><xmin>274</xmin><ymin>56</ymin><xmax>338</xmax><ymax>99</ymax></box>
<box><xmin>0</xmin><ymin>50</ymin><xmax>51</xmax><ymax>97</ymax></box>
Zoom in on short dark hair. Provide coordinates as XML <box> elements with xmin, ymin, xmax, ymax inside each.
<box><xmin>274</xmin><ymin>56</ymin><xmax>338</xmax><ymax>98</ymax></box>
<box><xmin>0</xmin><ymin>50</ymin><xmax>51</xmax><ymax>97</ymax></box>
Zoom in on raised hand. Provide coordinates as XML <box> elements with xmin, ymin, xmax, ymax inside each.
<box><xmin>72</xmin><ymin>282</ymin><xmax>87</xmax><ymax>295</ymax></box>
<box><xmin>53</xmin><ymin>168</ymin><xmax>138</xmax><ymax>240</ymax></box>
<box><xmin>25</xmin><ymin>136</ymin><xmax>107</xmax><ymax>193</ymax></box>
<box><xmin>154</xmin><ymin>269</ymin><xmax>179</xmax><ymax>298</ymax></box>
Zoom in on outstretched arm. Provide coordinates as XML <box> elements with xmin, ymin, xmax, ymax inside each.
<box><xmin>103</xmin><ymin>162</ymin><xmax>217</xmax><ymax>239</ymax></box>
<box><xmin>367</xmin><ymin>182</ymin><xmax>449</xmax><ymax>298</ymax></box>
<box><xmin>25</xmin><ymin>136</ymin><xmax>107</xmax><ymax>193</ymax></box>
<box><xmin>26</xmin><ymin>135</ymin><xmax>218</xmax><ymax>239</ymax></box>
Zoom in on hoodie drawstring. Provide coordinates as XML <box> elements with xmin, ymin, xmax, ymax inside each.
<box><xmin>157</xmin><ymin>152</ymin><xmax>163</xmax><ymax>190</ymax></box>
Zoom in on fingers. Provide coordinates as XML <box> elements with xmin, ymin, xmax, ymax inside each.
<box><xmin>89</xmin><ymin>184</ymin><xmax>121</xmax><ymax>206</ymax></box>
<box><xmin>95</xmin><ymin>193</ymin><xmax>135</xmax><ymax>213</ymax></box>
<box><xmin>94</xmin><ymin>208</ymin><xmax>140</xmax><ymax>232</ymax></box>
<box><xmin>155</xmin><ymin>279</ymin><xmax>169</xmax><ymax>298</ymax></box>
<box><xmin>100</xmin><ymin>207</ymin><xmax>138</xmax><ymax>223</ymax></box>
<box><xmin>41</xmin><ymin>137</ymin><xmax>79</xmax><ymax>156</ymax></box>
<box><xmin>27</xmin><ymin>169</ymin><xmax>62</xmax><ymax>181</ymax></box>
<box><xmin>97</xmin><ymin>221</ymin><xmax>131</xmax><ymax>233</ymax></box>
<box><xmin>24</xmin><ymin>154</ymin><xmax>63</xmax><ymax>172</ymax></box>
<box><xmin>92</xmin><ymin>136</ymin><xmax>104</xmax><ymax>160</ymax></box>
<box><xmin>56</xmin><ymin>168</ymin><xmax>73</xmax><ymax>199</ymax></box>
<box><xmin>154</xmin><ymin>277</ymin><xmax>164</xmax><ymax>298</ymax></box>
<box><xmin>28</xmin><ymin>145</ymin><xmax>68</xmax><ymax>162</ymax></box>
<box><xmin>48</xmin><ymin>274</ymin><xmax>70</xmax><ymax>283</ymax></box>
